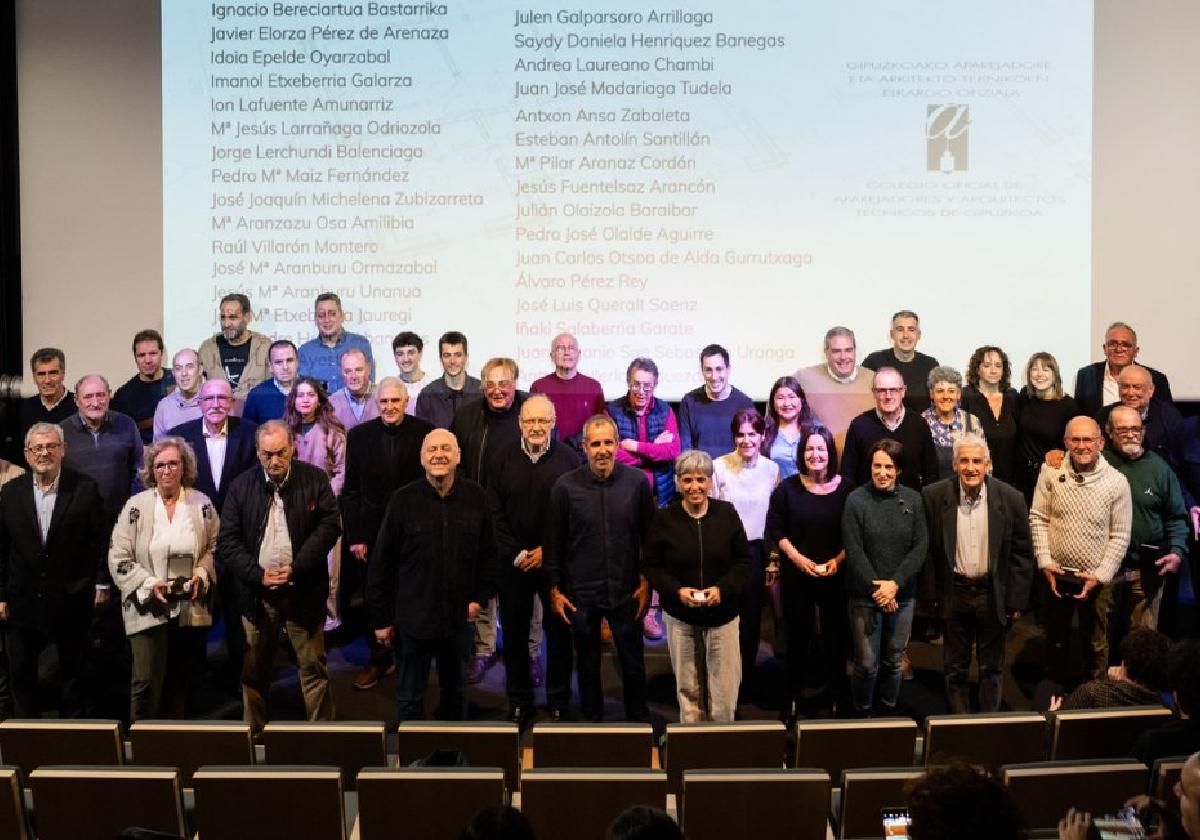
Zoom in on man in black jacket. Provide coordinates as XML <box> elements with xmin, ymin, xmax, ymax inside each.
<box><xmin>546</xmin><ymin>414</ymin><xmax>655</xmax><ymax>722</ymax></box>
<box><xmin>922</xmin><ymin>433</ymin><xmax>1033</xmax><ymax>713</ymax></box>
<box><xmin>170</xmin><ymin>377</ymin><xmax>259</xmax><ymax>691</ymax></box>
<box><xmin>450</xmin><ymin>357</ymin><xmax>527</xmax><ymax>683</ymax></box>
<box><xmin>488</xmin><ymin>394</ymin><xmax>579</xmax><ymax>725</ymax></box>
<box><xmin>341</xmin><ymin>377</ymin><xmax>433</xmax><ymax>690</ymax></box>
<box><xmin>368</xmin><ymin>428</ymin><xmax>498</xmax><ymax>721</ymax></box>
<box><xmin>217</xmin><ymin>420</ymin><xmax>341</xmax><ymax>733</ymax></box>
<box><xmin>0</xmin><ymin>422</ymin><xmax>109</xmax><ymax>717</ymax></box>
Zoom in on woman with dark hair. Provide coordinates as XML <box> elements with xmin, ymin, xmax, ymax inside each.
<box><xmin>712</xmin><ymin>407</ymin><xmax>780</xmax><ymax>696</ymax></box>
<box><xmin>961</xmin><ymin>346</ymin><xmax>1019</xmax><ymax>483</ymax></box>
<box><xmin>766</xmin><ymin>422</ymin><xmax>853</xmax><ymax>719</ymax></box>
<box><xmin>285</xmin><ymin>375</ymin><xmax>347</xmax><ymax>631</ymax></box>
<box><xmin>109</xmin><ymin>436</ymin><xmax>217</xmax><ymax>721</ymax></box>
<box><xmin>842</xmin><ymin>438</ymin><xmax>928</xmax><ymax>717</ymax></box>
<box><xmin>763</xmin><ymin>375</ymin><xmax>817</xmax><ymax>480</ymax></box>
<box><xmin>1014</xmin><ymin>352</ymin><xmax>1079</xmax><ymax>503</ymax></box>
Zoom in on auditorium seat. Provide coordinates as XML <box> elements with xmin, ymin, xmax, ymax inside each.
<box><xmin>837</xmin><ymin>767</ymin><xmax>924</xmax><ymax>840</ymax></box>
<box><xmin>794</xmin><ymin>718</ymin><xmax>917</xmax><ymax>784</ymax></box>
<box><xmin>681</xmin><ymin>769</ymin><xmax>830</xmax><ymax>840</ymax></box>
<box><xmin>1151</xmin><ymin>755</ymin><xmax>1188</xmax><ymax>801</ymax></box>
<box><xmin>0</xmin><ymin>720</ymin><xmax>123</xmax><ymax>783</ymax></box>
<box><xmin>28</xmin><ymin>765</ymin><xmax>185</xmax><ymax>840</ymax></box>
<box><xmin>520</xmin><ymin>768</ymin><xmax>667</xmax><ymax>840</ymax></box>
<box><xmin>356</xmin><ymin>767</ymin><xmax>506</xmax><ymax>840</ymax></box>
<box><xmin>395</xmin><ymin>721</ymin><xmax>521</xmax><ymax>792</ymax></box>
<box><xmin>663</xmin><ymin>721</ymin><xmax>786</xmax><ymax>804</ymax></box>
<box><xmin>261</xmin><ymin>721</ymin><xmax>388</xmax><ymax>790</ymax></box>
<box><xmin>1001</xmin><ymin>759</ymin><xmax>1149</xmax><ymax>831</ymax></box>
<box><xmin>1048</xmin><ymin>706</ymin><xmax>1174</xmax><ymax>761</ymax></box>
<box><xmin>530</xmin><ymin>722</ymin><xmax>655</xmax><ymax>769</ymax></box>
<box><xmin>0</xmin><ymin>766</ymin><xmax>30</xmax><ymax>840</ymax></box>
<box><xmin>923</xmin><ymin>712</ymin><xmax>1046</xmax><ymax>773</ymax></box>
<box><xmin>192</xmin><ymin>765</ymin><xmax>346</xmax><ymax>840</ymax></box>
<box><xmin>129</xmin><ymin>720</ymin><xmax>254</xmax><ymax>785</ymax></box>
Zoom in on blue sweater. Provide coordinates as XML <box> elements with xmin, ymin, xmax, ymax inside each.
<box><xmin>678</xmin><ymin>386</ymin><xmax>755</xmax><ymax>460</ymax></box>
<box><xmin>60</xmin><ymin>411</ymin><xmax>145</xmax><ymax>523</ymax></box>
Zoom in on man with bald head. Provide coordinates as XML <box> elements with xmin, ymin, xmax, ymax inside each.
<box><xmin>1074</xmin><ymin>322</ymin><xmax>1173</xmax><ymax>417</ymax></box>
<box><xmin>342</xmin><ymin>376</ymin><xmax>433</xmax><ymax>690</ymax></box>
<box><xmin>219</xmin><ymin>420</ymin><xmax>341</xmax><ymax>733</ymax></box>
<box><xmin>368</xmin><ymin>429</ymin><xmax>498</xmax><ymax>721</ymax></box>
<box><xmin>60</xmin><ymin>374</ymin><xmax>144</xmax><ymax>525</ymax></box>
<box><xmin>488</xmin><ymin>394</ymin><xmax>580</xmax><ymax>725</ymax></box>
<box><xmin>1031</xmin><ymin>416</ymin><xmax>1132</xmax><ymax>685</ymax></box>
<box><xmin>530</xmin><ymin>332</ymin><xmax>606</xmax><ymax>448</ymax></box>
<box><xmin>153</xmin><ymin>349</ymin><xmax>204</xmax><ymax>439</ymax></box>
<box><xmin>1096</xmin><ymin>364</ymin><xmax>1184</xmax><ymax>469</ymax></box>
<box><xmin>1101</xmin><ymin>405</ymin><xmax>1187</xmax><ymax>645</ymax></box>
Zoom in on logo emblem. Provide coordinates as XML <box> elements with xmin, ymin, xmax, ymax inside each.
<box><xmin>927</xmin><ymin>104</ymin><xmax>970</xmax><ymax>173</ymax></box>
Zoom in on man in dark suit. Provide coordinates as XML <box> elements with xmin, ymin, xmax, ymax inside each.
<box><xmin>922</xmin><ymin>433</ymin><xmax>1033</xmax><ymax>713</ymax></box>
<box><xmin>1095</xmin><ymin>364</ymin><xmax>1183</xmax><ymax>469</ymax></box>
<box><xmin>0</xmin><ymin>422</ymin><xmax>108</xmax><ymax>717</ymax></box>
<box><xmin>341</xmin><ymin>377</ymin><xmax>432</xmax><ymax>689</ymax></box>
<box><xmin>1074</xmin><ymin>322</ymin><xmax>1172</xmax><ymax>418</ymax></box>
<box><xmin>169</xmin><ymin>377</ymin><xmax>258</xmax><ymax>692</ymax></box>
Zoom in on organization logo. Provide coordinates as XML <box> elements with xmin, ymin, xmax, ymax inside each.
<box><xmin>926</xmin><ymin>104</ymin><xmax>970</xmax><ymax>173</ymax></box>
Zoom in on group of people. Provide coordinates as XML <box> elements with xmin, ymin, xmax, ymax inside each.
<box><xmin>0</xmin><ymin>297</ymin><xmax>1197</xmax><ymax>735</ymax></box>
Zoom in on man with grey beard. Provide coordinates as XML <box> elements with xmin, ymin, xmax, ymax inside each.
<box><xmin>1102</xmin><ymin>405</ymin><xmax>1188</xmax><ymax>647</ymax></box>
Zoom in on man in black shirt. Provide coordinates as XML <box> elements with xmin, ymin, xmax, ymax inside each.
<box><xmin>111</xmin><ymin>329</ymin><xmax>176</xmax><ymax>444</ymax></box>
<box><xmin>368</xmin><ymin>428</ymin><xmax>498</xmax><ymax>721</ymax></box>
<box><xmin>842</xmin><ymin>367</ymin><xmax>940</xmax><ymax>490</ymax></box>
<box><xmin>488</xmin><ymin>394</ymin><xmax>579</xmax><ymax>725</ymax></box>
<box><xmin>342</xmin><ymin>377</ymin><xmax>433</xmax><ymax>690</ymax></box>
<box><xmin>12</xmin><ymin>348</ymin><xmax>74</xmax><ymax>462</ymax></box>
<box><xmin>861</xmin><ymin>310</ymin><xmax>939</xmax><ymax>413</ymax></box>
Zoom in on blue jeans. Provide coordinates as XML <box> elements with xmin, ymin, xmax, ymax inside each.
<box><xmin>393</xmin><ymin>623</ymin><xmax>473</xmax><ymax>722</ymax></box>
<box><xmin>849</xmin><ymin>598</ymin><xmax>914</xmax><ymax>714</ymax></box>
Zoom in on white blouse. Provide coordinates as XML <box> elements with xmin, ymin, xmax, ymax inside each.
<box><xmin>711</xmin><ymin>452</ymin><xmax>779</xmax><ymax>541</ymax></box>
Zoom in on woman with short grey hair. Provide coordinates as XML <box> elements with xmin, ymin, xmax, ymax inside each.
<box><xmin>109</xmin><ymin>436</ymin><xmax>217</xmax><ymax>721</ymax></box>
<box><xmin>921</xmin><ymin>366</ymin><xmax>984</xmax><ymax>480</ymax></box>
<box><xmin>643</xmin><ymin>450</ymin><xmax>751</xmax><ymax>721</ymax></box>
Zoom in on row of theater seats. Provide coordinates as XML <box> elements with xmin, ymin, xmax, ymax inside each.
<box><xmin>0</xmin><ymin>710</ymin><xmax>1183</xmax><ymax>839</ymax></box>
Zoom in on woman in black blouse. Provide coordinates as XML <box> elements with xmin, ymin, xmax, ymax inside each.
<box><xmin>1014</xmin><ymin>352</ymin><xmax>1079</xmax><ymax>503</ymax></box>
<box><xmin>765</xmin><ymin>423</ymin><xmax>853</xmax><ymax>720</ymax></box>
<box><xmin>961</xmin><ymin>346</ymin><xmax>1019</xmax><ymax>483</ymax></box>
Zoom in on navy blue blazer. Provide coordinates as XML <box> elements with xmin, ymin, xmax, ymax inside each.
<box><xmin>167</xmin><ymin>416</ymin><xmax>259</xmax><ymax>515</ymax></box>
<box><xmin>1073</xmin><ymin>361</ymin><xmax>1173</xmax><ymax>418</ymax></box>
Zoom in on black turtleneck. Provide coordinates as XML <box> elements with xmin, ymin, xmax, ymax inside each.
<box><xmin>342</xmin><ymin>415</ymin><xmax>435</xmax><ymax>546</ymax></box>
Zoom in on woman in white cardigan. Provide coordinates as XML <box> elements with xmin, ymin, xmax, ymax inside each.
<box><xmin>109</xmin><ymin>436</ymin><xmax>217</xmax><ymax>721</ymax></box>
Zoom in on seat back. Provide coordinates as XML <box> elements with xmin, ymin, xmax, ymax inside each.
<box><xmin>0</xmin><ymin>766</ymin><xmax>29</xmax><ymax>840</ymax></box>
<box><xmin>924</xmin><ymin>713</ymin><xmax>1046</xmax><ymax>773</ymax></box>
<box><xmin>262</xmin><ymin>721</ymin><xmax>388</xmax><ymax>790</ymax></box>
<box><xmin>1049</xmin><ymin>706</ymin><xmax>1174</xmax><ymax>760</ymax></box>
<box><xmin>521</xmin><ymin>769</ymin><xmax>667</xmax><ymax>840</ymax></box>
<box><xmin>1001</xmin><ymin>759</ymin><xmax>1149</xmax><ymax>831</ymax></box>
<box><xmin>0</xmin><ymin>720</ymin><xmax>123</xmax><ymax>783</ymax></box>
<box><xmin>795</xmin><ymin>718</ymin><xmax>917</xmax><ymax>783</ymax></box>
<box><xmin>356</xmin><ymin>767</ymin><xmax>506</xmax><ymax>840</ymax></box>
<box><xmin>395</xmin><ymin>721</ymin><xmax>521</xmax><ymax>792</ymax></box>
<box><xmin>1150</xmin><ymin>756</ymin><xmax>1189</xmax><ymax>801</ymax></box>
<box><xmin>130</xmin><ymin>720</ymin><xmax>254</xmax><ymax>785</ymax></box>
<box><xmin>681</xmin><ymin>769</ymin><xmax>830</xmax><ymax>840</ymax></box>
<box><xmin>664</xmin><ymin>722</ymin><xmax>785</xmax><ymax>808</ymax></box>
<box><xmin>192</xmin><ymin>765</ymin><xmax>346</xmax><ymax>840</ymax></box>
<box><xmin>531</xmin><ymin>722</ymin><xmax>654</xmax><ymax>768</ymax></box>
<box><xmin>29</xmin><ymin>766</ymin><xmax>185</xmax><ymax>840</ymax></box>
<box><xmin>838</xmin><ymin>767</ymin><xmax>924</xmax><ymax>840</ymax></box>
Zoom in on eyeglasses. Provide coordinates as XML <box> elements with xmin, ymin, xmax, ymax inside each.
<box><xmin>1112</xmin><ymin>426</ymin><xmax>1144</xmax><ymax>436</ymax></box>
<box><xmin>1105</xmin><ymin>340</ymin><xmax>1135</xmax><ymax>350</ymax></box>
<box><xmin>153</xmin><ymin>460</ymin><xmax>182</xmax><ymax>472</ymax></box>
<box><xmin>25</xmin><ymin>443</ymin><xmax>62</xmax><ymax>454</ymax></box>
<box><xmin>200</xmin><ymin>395</ymin><xmax>231</xmax><ymax>403</ymax></box>
<box><xmin>521</xmin><ymin>418</ymin><xmax>553</xmax><ymax>426</ymax></box>
<box><xmin>629</xmin><ymin>382</ymin><xmax>656</xmax><ymax>393</ymax></box>
<box><xmin>483</xmin><ymin>380</ymin><xmax>514</xmax><ymax>391</ymax></box>
<box><xmin>873</xmin><ymin>387</ymin><xmax>904</xmax><ymax>395</ymax></box>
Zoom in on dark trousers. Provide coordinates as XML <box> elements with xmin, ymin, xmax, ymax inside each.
<box><xmin>782</xmin><ymin>573</ymin><xmax>850</xmax><ymax>710</ymax></box>
<box><xmin>393</xmin><ymin>623</ymin><xmax>472</xmax><ymax>722</ymax></box>
<box><xmin>1044</xmin><ymin>584</ymin><xmax>1110</xmax><ymax>687</ymax></box>
<box><xmin>943</xmin><ymin>578</ymin><xmax>1008</xmax><ymax>713</ymax></box>
<box><xmin>8</xmin><ymin>615</ymin><xmax>89</xmax><ymax>718</ymax></box>
<box><xmin>216</xmin><ymin>568</ymin><xmax>246</xmax><ymax>688</ymax></box>
<box><xmin>500</xmin><ymin>566</ymin><xmax>571</xmax><ymax>709</ymax></box>
<box><xmin>738</xmin><ymin>541</ymin><xmax>766</xmax><ymax>689</ymax></box>
<box><xmin>571</xmin><ymin>598</ymin><xmax>648</xmax><ymax>723</ymax></box>
<box><xmin>129</xmin><ymin>619</ymin><xmax>207</xmax><ymax>722</ymax></box>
